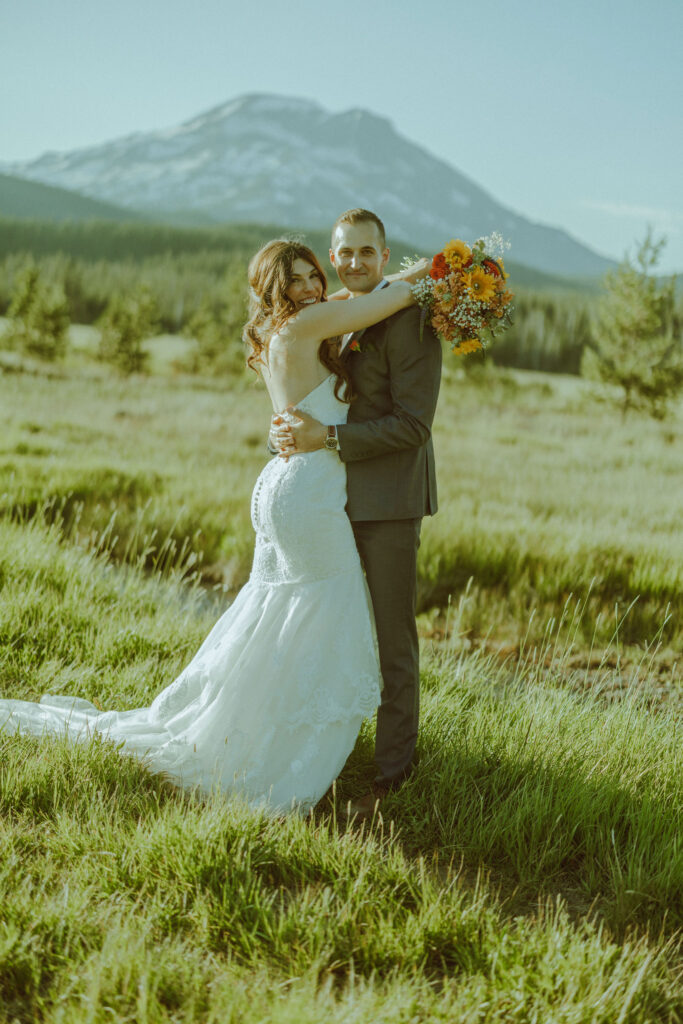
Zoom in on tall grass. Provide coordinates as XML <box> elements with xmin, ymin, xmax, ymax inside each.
<box><xmin>0</xmin><ymin>517</ymin><xmax>681</xmax><ymax>1022</ymax></box>
<box><xmin>1</xmin><ymin>359</ymin><xmax>681</xmax><ymax>651</ymax></box>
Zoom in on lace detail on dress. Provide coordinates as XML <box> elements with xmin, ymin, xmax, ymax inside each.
<box><xmin>250</xmin><ymin>375</ymin><xmax>357</xmax><ymax>587</ymax></box>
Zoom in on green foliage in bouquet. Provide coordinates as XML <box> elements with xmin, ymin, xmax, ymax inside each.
<box><xmin>6</xmin><ymin>264</ymin><xmax>70</xmax><ymax>361</ymax></box>
<box><xmin>582</xmin><ymin>232</ymin><xmax>683</xmax><ymax>418</ymax></box>
<box><xmin>98</xmin><ymin>288</ymin><xmax>160</xmax><ymax>376</ymax></box>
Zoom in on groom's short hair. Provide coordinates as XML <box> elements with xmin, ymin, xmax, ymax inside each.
<box><xmin>331</xmin><ymin>209</ymin><xmax>386</xmax><ymax>249</ymax></box>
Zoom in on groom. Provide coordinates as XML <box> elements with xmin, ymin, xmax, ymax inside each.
<box><xmin>275</xmin><ymin>208</ymin><xmax>442</xmax><ymax>817</ymax></box>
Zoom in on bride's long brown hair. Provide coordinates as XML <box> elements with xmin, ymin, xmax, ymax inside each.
<box><xmin>243</xmin><ymin>240</ymin><xmax>353</xmax><ymax>401</ymax></box>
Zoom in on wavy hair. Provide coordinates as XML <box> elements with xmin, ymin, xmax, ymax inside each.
<box><xmin>243</xmin><ymin>240</ymin><xmax>352</xmax><ymax>401</ymax></box>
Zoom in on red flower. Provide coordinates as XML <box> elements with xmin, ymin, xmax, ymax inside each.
<box><xmin>349</xmin><ymin>339</ymin><xmax>361</xmax><ymax>352</ymax></box>
<box><xmin>430</xmin><ymin>253</ymin><xmax>449</xmax><ymax>280</ymax></box>
<box><xmin>482</xmin><ymin>258</ymin><xmax>502</xmax><ymax>278</ymax></box>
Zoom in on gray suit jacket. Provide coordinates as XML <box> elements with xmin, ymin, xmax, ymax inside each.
<box><xmin>337</xmin><ymin>303</ymin><xmax>442</xmax><ymax>522</ymax></box>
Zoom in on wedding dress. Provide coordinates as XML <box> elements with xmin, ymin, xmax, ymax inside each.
<box><xmin>0</xmin><ymin>374</ymin><xmax>382</xmax><ymax>814</ymax></box>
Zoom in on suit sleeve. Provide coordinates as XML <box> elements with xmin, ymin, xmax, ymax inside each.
<box><xmin>336</xmin><ymin>308</ymin><xmax>442</xmax><ymax>462</ymax></box>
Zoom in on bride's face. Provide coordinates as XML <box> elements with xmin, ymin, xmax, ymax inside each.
<box><xmin>285</xmin><ymin>259</ymin><xmax>324</xmax><ymax>310</ymax></box>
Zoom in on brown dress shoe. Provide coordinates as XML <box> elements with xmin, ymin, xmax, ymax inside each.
<box><xmin>344</xmin><ymin>781</ymin><xmax>391</xmax><ymax>821</ymax></box>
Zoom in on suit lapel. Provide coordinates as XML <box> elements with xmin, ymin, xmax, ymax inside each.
<box><xmin>340</xmin><ymin>279</ymin><xmax>389</xmax><ymax>359</ymax></box>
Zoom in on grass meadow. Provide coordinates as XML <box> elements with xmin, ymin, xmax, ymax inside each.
<box><xmin>0</xmin><ymin>336</ymin><xmax>681</xmax><ymax>1022</ymax></box>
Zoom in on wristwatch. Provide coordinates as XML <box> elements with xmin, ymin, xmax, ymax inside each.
<box><xmin>324</xmin><ymin>425</ymin><xmax>340</xmax><ymax>451</ymax></box>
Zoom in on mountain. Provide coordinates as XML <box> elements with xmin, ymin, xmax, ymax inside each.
<box><xmin>3</xmin><ymin>94</ymin><xmax>615</xmax><ymax>277</ymax></box>
<box><xmin>0</xmin><ymin>172</ymin><xmax>148</xmax><ymax>223</ymax></box>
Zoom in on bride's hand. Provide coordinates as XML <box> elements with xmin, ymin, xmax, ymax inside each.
<box><xmin>385</xmin><ymin>257</ymin><xmax>432</xmax><ymax>287</ymax></box>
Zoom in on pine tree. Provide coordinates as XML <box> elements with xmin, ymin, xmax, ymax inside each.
<box><xmin>6</xmin><ymin>264</ymin><xmax>70</xmax><ymax>361</ymax></box>
<box><xmin>184</xmin><ymin>265</ymin><xmax>248</xmax><ymax>376</ymax></box>
<box><xmin>581</xmin><ymin>233</ymin><xmax>683</xmax><ymax>418</ymax></box>
<box><xmin>97</xmin><ymin>289</ymin><xmax>160</xmax><ymax>375</ymax></box>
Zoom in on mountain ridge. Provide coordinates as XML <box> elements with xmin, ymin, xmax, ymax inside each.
<box><xmin>3</xmin><ymin>94</ymin><xmax>616</xmax><ymax>277</ymax></box>
<box><xmin>0</xmin><ymin>172</ymin><xmax>149</xmax><ymax>223</ymax></box>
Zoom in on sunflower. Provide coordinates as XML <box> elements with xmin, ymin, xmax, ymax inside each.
<box><xmin>453</xmin><ymin>337</ymin><xmax>483</xmax><ymax>355</ymax></box>
<box><xmin>443</xmin><ymin>239</ymin><xmax>472</xmax><ymax>268</ymax></box>
<box><xmin>467</xmin><ymin>266</ymin><xmax>497</xmax><ymax>303</ymax></box>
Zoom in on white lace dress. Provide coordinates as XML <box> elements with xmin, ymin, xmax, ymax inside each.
<box><xmin>0</xmin><ymin>375</ymin><xmax>382</xmax><ymax>814</ymax></box>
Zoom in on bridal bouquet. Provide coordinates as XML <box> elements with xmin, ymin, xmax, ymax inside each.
<box><xmin>407</xmin><ymin>232</ymin><xmax>514</xmax><ymax>355</ymax></box>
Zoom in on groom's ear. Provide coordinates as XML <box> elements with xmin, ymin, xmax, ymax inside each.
<box><xmin>329</xmin><ymin>248</ymin><xmax>336</xmax><ymax>267</ymax></box>
<box><xmin>381</xmin><ymin>247</ymin><xmax>390</xmax><ymax>269</ymax></box>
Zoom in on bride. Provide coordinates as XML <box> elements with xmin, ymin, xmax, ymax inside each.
<box><xmin>0</xmin><ymin>240</ymin><xmax>429</xmax><ymax>815</ymax></box>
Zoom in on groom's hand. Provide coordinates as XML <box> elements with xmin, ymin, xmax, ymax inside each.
<box><xmin>274</xmin><ymin>407</ymin><xmax>327</xmax><ymax>455</ymax></box>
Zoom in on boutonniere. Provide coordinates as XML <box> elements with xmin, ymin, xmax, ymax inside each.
<box><xmin>346</xmin><ymin>329</ymin><xmax>369</xmax><ymax>354</ymax></box>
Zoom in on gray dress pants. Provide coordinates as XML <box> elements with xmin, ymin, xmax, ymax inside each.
<box><xmin>351</xmin><ymin>518</ymin><xmax>422</xmax><ymax>783</ymax></box>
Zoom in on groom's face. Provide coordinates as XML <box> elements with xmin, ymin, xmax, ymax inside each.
<box><xmin>329</xmin><ymin>222</ymin><xmax>390</xmax><ymax>295</ymax></box>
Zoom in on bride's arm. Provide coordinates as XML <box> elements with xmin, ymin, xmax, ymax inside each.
<box><xmin>329</xmin><ymin>257</ymin><xmax>429</xmax><ymax>295</ymax></box>
<box><xmin>290</xmin><ymin>281</ymin><xmax>413</xmax><ymax>343</ymax></box>
<box><xmin>287</xmin><ymin>259</ymin><xmax>431</xmax><ymax>345</ymax></box>
<box><xmin>327</xmin><ymin>259</ymin><xmax>427</xmax><ymax>299</ymax></box>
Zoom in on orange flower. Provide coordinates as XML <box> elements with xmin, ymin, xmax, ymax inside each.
<box><xmin>446</xmin><ymin>272</ymin><xmax>467</xmax><ymax>295</ymax></box>
<box><xmin>432</xmin><ymin>312</ymin><xmax>456</xmax><ymax>341</ymax></box>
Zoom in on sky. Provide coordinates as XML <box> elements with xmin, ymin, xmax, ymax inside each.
<box><xmin>2</xmin><ymin>0</ymin><xmax>682</xmax><ymax>272</ymax></box>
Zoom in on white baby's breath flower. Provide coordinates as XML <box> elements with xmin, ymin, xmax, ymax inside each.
<box><xmin>477</xmin><ymin>232</ymin><xmax>510</xmax><ymax>260</ymax></box>
<box><xmin>410</xmin><ymin>278</ymin><xmax>434</xmax><ymax>307</ymax></box>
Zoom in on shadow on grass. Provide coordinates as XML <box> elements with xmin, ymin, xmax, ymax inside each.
<box><xmin>317</xmin><ymin>721</ymin><xmax>683</xmax><ymax>947</ymax></box>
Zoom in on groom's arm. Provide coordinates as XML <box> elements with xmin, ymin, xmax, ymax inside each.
<box><xmin>336</xmin><ymin>308</ymin><xmax>442</xmax><ymax>462</ymax></box>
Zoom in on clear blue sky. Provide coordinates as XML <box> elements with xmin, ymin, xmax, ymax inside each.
<box><xmin>2</xmin><ymin>0</ymin><xmax>682</xmax><ymax>272</ymax></box>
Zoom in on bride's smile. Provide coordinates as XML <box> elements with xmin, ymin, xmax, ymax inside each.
<box><xmin>286</xmin><ymin>258</ymin><xmax>324</xmax><ymax>310</ymax></box>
